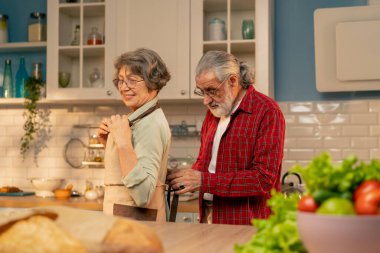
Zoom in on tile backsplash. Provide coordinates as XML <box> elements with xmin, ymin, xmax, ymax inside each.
<box><xmin>1</xmin><ymin>99</ymin><xmax>380</xmax><ymax>192</ymax></box>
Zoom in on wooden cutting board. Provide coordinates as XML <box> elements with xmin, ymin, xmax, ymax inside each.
<box><xmin>0</xmin><ymin>192</ymin><xmax>35</xmax><ymax>196</ymax></box>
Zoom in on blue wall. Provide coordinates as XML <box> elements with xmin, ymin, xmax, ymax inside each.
<box><xmin>0</xmin><ymin>0</ymin><xmax>46</xmax><ymax>80</ymax></box>
<box><xmin>273</xmin><ymin>0</ymin><xmax>380</xmax><ymax>102</ymax></box>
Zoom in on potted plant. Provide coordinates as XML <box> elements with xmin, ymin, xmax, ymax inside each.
<box><xmin>20</xmin><ymin>76</ymin><xmax>51</xmax><ymax>166</ymax></box>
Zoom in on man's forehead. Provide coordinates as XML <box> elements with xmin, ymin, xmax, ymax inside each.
<box><xmin>196</xmin><ymin>72</ymin><xmax>218</xmax><ymax>86</ymax></box>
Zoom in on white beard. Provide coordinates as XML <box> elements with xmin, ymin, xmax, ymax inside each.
<box><xmin>208</xmin><ymin>86</ymin><xmax>234</xmax><ymax>118</ymax></box>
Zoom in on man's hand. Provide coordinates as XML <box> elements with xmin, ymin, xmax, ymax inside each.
<box><xmin>167</xmin><ymin>168</ymin><xmax>201</xmax><ymax>194</ymax></box>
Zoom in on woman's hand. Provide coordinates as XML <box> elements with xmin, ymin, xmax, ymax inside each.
<box><xmin>108</xmin><ymin>114</ymin><xmax>132</xmax><ymax>148</ymax></box>
<box><xmin>98</xmin><ymin>118</ymin><xmax>111</xmax><ymax>146</ymax></box>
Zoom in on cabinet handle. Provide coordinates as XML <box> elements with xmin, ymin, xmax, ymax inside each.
<box><xmin>106</xmin><ymin>90</ymin><xmax>113</xmax><ymax>96</ymax></box>
<box><xmin>180</xmin><ymin>90</ymin><xmax>186</xmax><ymax>95</ymax></box>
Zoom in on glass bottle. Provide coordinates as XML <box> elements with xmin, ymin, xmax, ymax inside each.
<box><xmin>87</xmin><ymin>27</ymin><xmax>102</xmax><ymax>45</ymax></box>
<box><xmin>32</xmin><ymin>62</ymin><xmax>46</xmax><ymax>98</ymax></box>
<box><xmin>2</xmin><ymin>59</ymin><xmax>13</xmax><ymax>98</ymax></box>
<box><xmin>71</xmin><ymin>24</ymin><xmax>80</xmax><ymax>45</ymax></box>
<box><xmin>15</xmin><ymin>57</ymin><xmax>29</xmax><ymax>98</ymax></box>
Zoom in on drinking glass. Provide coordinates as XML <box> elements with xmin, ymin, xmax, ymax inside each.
<box><xmin>59</xmin><ymin>72</ymin><xmax>71</xmax><ymax>88</ymax></box>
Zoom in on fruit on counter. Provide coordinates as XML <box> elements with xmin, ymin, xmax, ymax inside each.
<box><xmin>298</xmin><ymin>195</ymin><xmax>318</xmax><ymax>213</ymax></box>
<box><xmin>316</xmin><ymin>197</ymin><xmax>355</xmax><ymax>215</ymax></box>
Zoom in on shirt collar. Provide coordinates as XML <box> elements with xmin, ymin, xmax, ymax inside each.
<box><xmin>128</xmin><ymin>96</ymin><xmax>159</xmax><ymax>122</ymax></box>
<box><xmin>233</xmin><ymin>85</ymin><xmax>256</xmax><ymax>115</ymax></box>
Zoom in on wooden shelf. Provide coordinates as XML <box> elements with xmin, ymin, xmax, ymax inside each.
<box><xmin>0</xmin><ymin>42</ymin><xmax>47</xmax><ymax>53</ymax></box>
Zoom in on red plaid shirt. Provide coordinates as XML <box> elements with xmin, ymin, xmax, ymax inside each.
<box><xmin>193</xmin><ymin>85</ymin><xmax>285</xmax><ymax>225</ymax></box>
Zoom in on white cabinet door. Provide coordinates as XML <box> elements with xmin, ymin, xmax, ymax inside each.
<box><xmin>116</xmin><ymin>0</ymin><xmax>190</xmax><ymax>100</ymax></box>
<box><xmin>47</xmin><ymin>0</ymin><xmax>119</xmax><ymax>100</ymax></box>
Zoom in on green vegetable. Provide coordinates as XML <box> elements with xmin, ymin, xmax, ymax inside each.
<box><xmin>291</xmin><ymin>152</ymin><xmax>380</xmax><ymax>198</ymax></box>
<box><xmin>234</xmin><ymin>190</ymin><xmax>307</xmax><ymax>253</ymax></box>
<box><xmin>316</xmin><ymin>197</ymin><xmax>355</xmax><ymax>215</ymax></box>
<box><xmin>312</xmin><ymin>189</ymin><xmax>352</xmax><ymax>204</ymax></box>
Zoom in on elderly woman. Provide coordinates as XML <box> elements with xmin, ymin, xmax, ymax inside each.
<box><xmin>98</xmin><ymin>48</ymin><xmax>171</xmax><ymax>222</ymax></box>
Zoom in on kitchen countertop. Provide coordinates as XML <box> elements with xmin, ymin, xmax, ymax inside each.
<box><xmin>145</xmin><ymin>221</ymin><xmax>254</xmax><ymax>253</ymax></box>
<box><xmin>0</xmin><ymin>206</ymin><xmax>253</xmax><ymax>253</ymax></box>
<box><xmin>0</xmin><ymin>195</ymin><xmax>199</xmax><ymax>213</ymax></box>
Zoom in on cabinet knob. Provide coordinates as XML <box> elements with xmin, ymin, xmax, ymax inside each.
<box><xmin>106</xmin><ymin>90</ymin><xmax>113</xmax><ymax>96</ymax></box>
<box><xmin>182</xmin><ymin>216</ymin><xmax>191</xmax><ymax>222</ymax></box>
<box><xmin>180</xmin><ymin>90</ymin><xmax>186</xmax><ymax>95</ymax></box>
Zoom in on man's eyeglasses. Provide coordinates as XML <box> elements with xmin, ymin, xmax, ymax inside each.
<box><xmin>193</xmin><ymin>75</ymin><xmax>230</xmax><ymax>98</ymax></box>
<box><xmin>113</xmin><ymin>77</ymin><xmax>144</xmax><ymax>89</ymax></box>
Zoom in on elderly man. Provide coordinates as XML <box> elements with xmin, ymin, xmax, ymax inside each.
<box><xmin>168</xmin><ymin>51</ymin><xmax>285</xmax><ymax>225</ymax></box>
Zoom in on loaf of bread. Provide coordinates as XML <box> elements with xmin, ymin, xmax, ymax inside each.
<box><xmin>102</xmin><ymin>219</ymin><xmax>164</xmax><ymax>253</ymax></box>
<box><xmin>0</xmin><ymin>186</ymin><xmax>22</xmax><ymax>193</ymax></box>
<box><xmin>0</xmin><ymin>215</ymin><xmax>86</xmax><ymax>253</ymax></box>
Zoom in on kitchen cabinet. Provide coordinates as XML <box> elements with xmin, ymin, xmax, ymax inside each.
<box><xmin>46</xmin><ymin>0</ymin><xmax>119</xmax><ymax>100</ymax></box>
<box><xmin>116</xmin><ymin>0</ymin><xmax>190</xmax><ymax>100</ymax></box>
<box><xmin>190</xmin><ymin>0</ymin><xmax>274</xmax><ymax>97</ymax></box>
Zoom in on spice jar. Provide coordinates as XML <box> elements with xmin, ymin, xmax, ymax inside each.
<box><xmin>87</xmin><ymin>27</ymin><xmax>102</xmax><ymax>45</ymax></box>
<box><xmin>28</xmin><ymin>12</ymin><xmax>47</xmax><ymax>42</ymax></box>
<box><xmin>0</xmin><ymin>14</ymin><xmax>9</xmax><ymax>43</ymax></box>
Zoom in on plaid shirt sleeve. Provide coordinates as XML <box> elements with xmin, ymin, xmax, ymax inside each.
<box><xmin>193</xmin><ymin>86</ymin><xmax>285</xmax><ymax>224</ymax></box>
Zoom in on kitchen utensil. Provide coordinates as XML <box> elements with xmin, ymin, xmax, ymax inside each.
<box><xmin>30</xmin><ymin>178</ymin><xmax>64</xmax><ymax>198</ymax></box>
<box><xmin>0</xmin><ymin>192</ymin><xmax>35</xmax><ymax>196</ymax></box>
<box><xmin>281</xmin><ymin>172</ymin><xmax>304</xmax><ymax>198</ymax></box>
<box><xmin>64</xmin><ymin>138</ymin><xmax>86</xmax><ymax>168</ymax></box>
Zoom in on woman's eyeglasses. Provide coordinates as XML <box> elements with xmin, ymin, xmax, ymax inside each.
<box><xmin>193</xmin><ymin>75</ymin><xmax>230</xmax><ymax>98</ymax></box>
<box><xmin>113</xmin><ymin>77</ymin><xmax>144</xmax><ymax>89</ymax></box>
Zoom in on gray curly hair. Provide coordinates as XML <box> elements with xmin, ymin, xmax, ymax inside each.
<box><xmin>114</xmin><ymin>48</ymin><xmax>171</xmax><ymax>91</ymax></box>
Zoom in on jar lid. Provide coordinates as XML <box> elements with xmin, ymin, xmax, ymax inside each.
<box><xmin>208</xmin><ymin>18</ymin><xmax>225</xmax><ymax>24</ymax></box>
<box><xmin>30</xmin><ymin>12</ymin><xmax>46</xmax><ymax>19</ymax></box>
<box><xmin>0</xmin><ymin>14</ymin><xmax>9</xmax><ymax>19</ymax></box>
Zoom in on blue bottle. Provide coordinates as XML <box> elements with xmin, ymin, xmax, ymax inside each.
<box><xmin>2</xmin><ymin>59</ymin><xmax>13</xmax><ymax>98</ymax></box>
<box><xmin>15</xmin><ymin>57</ymin><xmax>29</xmax><ymax>98</ymax></box>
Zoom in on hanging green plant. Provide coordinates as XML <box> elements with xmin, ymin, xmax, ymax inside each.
<box><xmin>20</xmin><ymin>76</ymin><xmax>51</xmax><ymax>166</ymax></box>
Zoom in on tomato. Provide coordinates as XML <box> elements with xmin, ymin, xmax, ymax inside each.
<box><xmin>354</xmin><ymin>180</ymin><xmax>380</xmax><ymax>201</ymax></box>
<box><xmin>355</xmin><ymin>188</ymin><xmax>380</xmax><ymax>215</ymax></box>
<box><xmin>298</xmin><ymin>195</ymin><xmax>318</xmax><ymax>212</ymax></box>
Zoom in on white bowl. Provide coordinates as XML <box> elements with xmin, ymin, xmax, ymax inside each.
<box><xmin>297</xmin><ymin>212</ymin><xmax>380</xmax><ymax>253</ymax></box>
<box><xmin>30</xmin><ymin>178</ymin><xmax>64</xmax><ymax>197</ymax></box>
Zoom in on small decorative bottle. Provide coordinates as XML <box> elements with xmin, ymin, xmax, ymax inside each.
<box><xmin>2</xmin><ymin>59</ymin><xmax>13</xmax><ymax>98</ymax></box>
<box><xmin>15</xmin><ymin>57</ymin><xmax>29</xmax><ymax>98</ymax></box>
<box><xmin>87</xmin><ymin>27</ymin><xmax>102</xmax><ymax>45</ymax></box>
<box><xmin>32</xmin><ymin>62</ymin><xmax>46</xmax><ymax>98</ymax></box>
<box><xmin>71</xmin><ymin>24</ymin><xmax>80</xmax><ymax>45</ymax></box>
